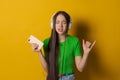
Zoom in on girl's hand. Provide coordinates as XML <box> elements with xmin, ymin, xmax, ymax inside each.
<box><xmin>30</xmin><ymin>43</ymin><xmax>40</xmax><ymax>52</ymax></box>
<box><xmin>82</xmin><ymin>39</ymin><xmax>96</xmax><ymax>55</ymax></box>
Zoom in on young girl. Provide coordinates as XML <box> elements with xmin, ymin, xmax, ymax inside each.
<box><xmin>30</xmin><ymin>11</ymin><xmax>96</xmax><ymax>80</ymax></box>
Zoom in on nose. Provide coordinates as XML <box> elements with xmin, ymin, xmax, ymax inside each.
<box><xmin>60</xmin><ymin>22</ymin><xmax>63</xmax><ymax>28</ymax></box>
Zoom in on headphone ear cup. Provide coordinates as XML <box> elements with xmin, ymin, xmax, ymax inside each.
<box><xmin>50</xmin><ymin>20</ymin><xmax>53</xmax><ymax>29</ymax></box>
<box><xmin>68</xmin><ymin>22</ymin><xmax>72</xmax><ymax>29</ymax></box>
<box><xmin>50</xmin><ymin>13</ymin><xmax>55</xmax><ymax>29</ymax></box>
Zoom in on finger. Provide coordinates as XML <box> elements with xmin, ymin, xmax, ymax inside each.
<box><xmin>90</xmin><ymin>40</ymin><xmax>96</xmax><ymax>49</ymax></box>
<box><xmin>31</xmin><ymin>47</ymin><xmax>35</xmax><ymax>51</ymax></box>
<box><xmin>31</xmin><ymin>43</ymin><xmax>38</xmax><ymax>47</ymax></box>
<box><xmin>32</xmin><ymin>43</ymin><xmax>37</xmax><ymax>45</ymax></box>
<box><xmin>86</xmin><ymin>41</ymin><xmax>91</xmax><ymax>47</ymax></box>
<box><xmin>32</xmin><ymin>47</ymin><xmax>38</xmax><ymax>51</ymax></box>
<box><xmin>82</xmin><ymin>39</ymin><xmax>85</xmax><ymax>47</ymax></box>
<box><xmin>31</xmin><ymin>43</ymin><xmax>39</xmax><ymax>51</ymax></box>
<box><xmin>34</xmin><ymin>44</ymin><xmax>39</xmax><ymax>50</ymax></box>
<box><xmin>34</xmin><ymin>47</ymin><xmax>38</xmax><ymax>50</ymax></box>
<box><xmin>28</xmin><ymin>39</ymin><xmax>30</xmax><ymax>42</ymax></box>
<box><xmin>82</xmin><ymin>39</ymin><xmax>85</xmax><ymax>45</ymax></box>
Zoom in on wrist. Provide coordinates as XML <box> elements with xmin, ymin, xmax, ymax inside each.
<box><xmin>37</xmin><ymin>50</ymin><xmax>41</xmax><ymax>54</ymax></box>
<box><xmin>83</xmin><ymin>52</ymin><xmax>89</xmax><ymax>56</ymax></box>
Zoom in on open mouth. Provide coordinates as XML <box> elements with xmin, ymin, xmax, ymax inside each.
<box><xmin>58</xmin><ymin>29</ymin><xmax>63</xmax><ymax>32</ymax></box>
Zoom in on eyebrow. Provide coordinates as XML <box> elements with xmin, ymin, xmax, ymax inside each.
<box><xmin>56</xmin><ymin>20</ymin><xmax>67</xmax><ymax>22</ymax></box>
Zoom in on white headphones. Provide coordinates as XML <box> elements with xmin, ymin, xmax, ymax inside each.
<box><xmin>50</xmin><ymin>13</ymin><xmax>72</xmax><ymax>29</ymax></box>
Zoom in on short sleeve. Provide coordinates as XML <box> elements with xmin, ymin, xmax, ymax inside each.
<box><xmin>43</xmin><ymin>38</ymin><xmax>50</xmax><ymax>58</ymax></box>
<box><xmin>74</xmin><ymin>38</ymin><xmax>82</xmax><ymax>56</ymax></box>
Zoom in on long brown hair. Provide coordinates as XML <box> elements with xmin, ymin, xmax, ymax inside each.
<box><xmin>46</xmin><ymin>11</ymin><xmax>71</xmax><ymax>80</ymax></box>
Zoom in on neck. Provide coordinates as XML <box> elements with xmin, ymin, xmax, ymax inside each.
<box><xmin>58</xmin><ymin>34</ymin><xmax>67</xmax><ymax>42</ymax></box>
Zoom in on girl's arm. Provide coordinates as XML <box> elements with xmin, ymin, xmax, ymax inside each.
<box><xmin>31</xmin><ymin>43</ymin><xmax>48</xmax><ymax>73</ymax></box>
<box><xmin>75</xmin><ymin>39</ymin><xmax>96</xmax><ymax>72</ymax></box>
<box><xmin>75</xmin><ymin>54</ymin><xmax>88</xmax><ymax>72</ymax></box>
<box><xmin>37</xmin><ymin>50</ymin><xmax>48</xmax><ymax>73</ymax></box>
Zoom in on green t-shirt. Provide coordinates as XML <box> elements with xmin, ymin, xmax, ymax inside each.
<box><xmin>43</xmin><ymin>35</ymin><xmax>82</xmax><ymax>74</ymax></box>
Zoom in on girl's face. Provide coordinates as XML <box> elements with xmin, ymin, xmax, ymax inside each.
<box><xmin>55</xmin><ymin>14</ymin><xmax>67</xmax><ymax>35</ymax></box>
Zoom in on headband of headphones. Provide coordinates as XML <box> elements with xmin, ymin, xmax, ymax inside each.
<box><xmin>50</xmin><ymin>12</ymin><xmax>72</xmax><ymax>29</ymax></box>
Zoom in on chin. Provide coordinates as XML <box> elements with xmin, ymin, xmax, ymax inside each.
<box><xmin>58</xmin><ymin>32</ymin><xmax>66</xmax><ymax>35</ymax></box>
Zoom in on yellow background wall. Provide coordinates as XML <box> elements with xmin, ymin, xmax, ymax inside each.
<box><xmin>0</xmin><ymin>0</ymin><xmax>120</xmax><ymax>80</ymax></box>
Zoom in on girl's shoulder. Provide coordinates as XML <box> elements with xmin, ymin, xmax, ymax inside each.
<box><xmin>43</xmin><ymin>37</ymin><xmax>50</xmax><ymax>45</ymax></box>
<box><xmin>43</xmin><ymin>37</ymin><xmax>50</xmax><ymax>41</ymax></box>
